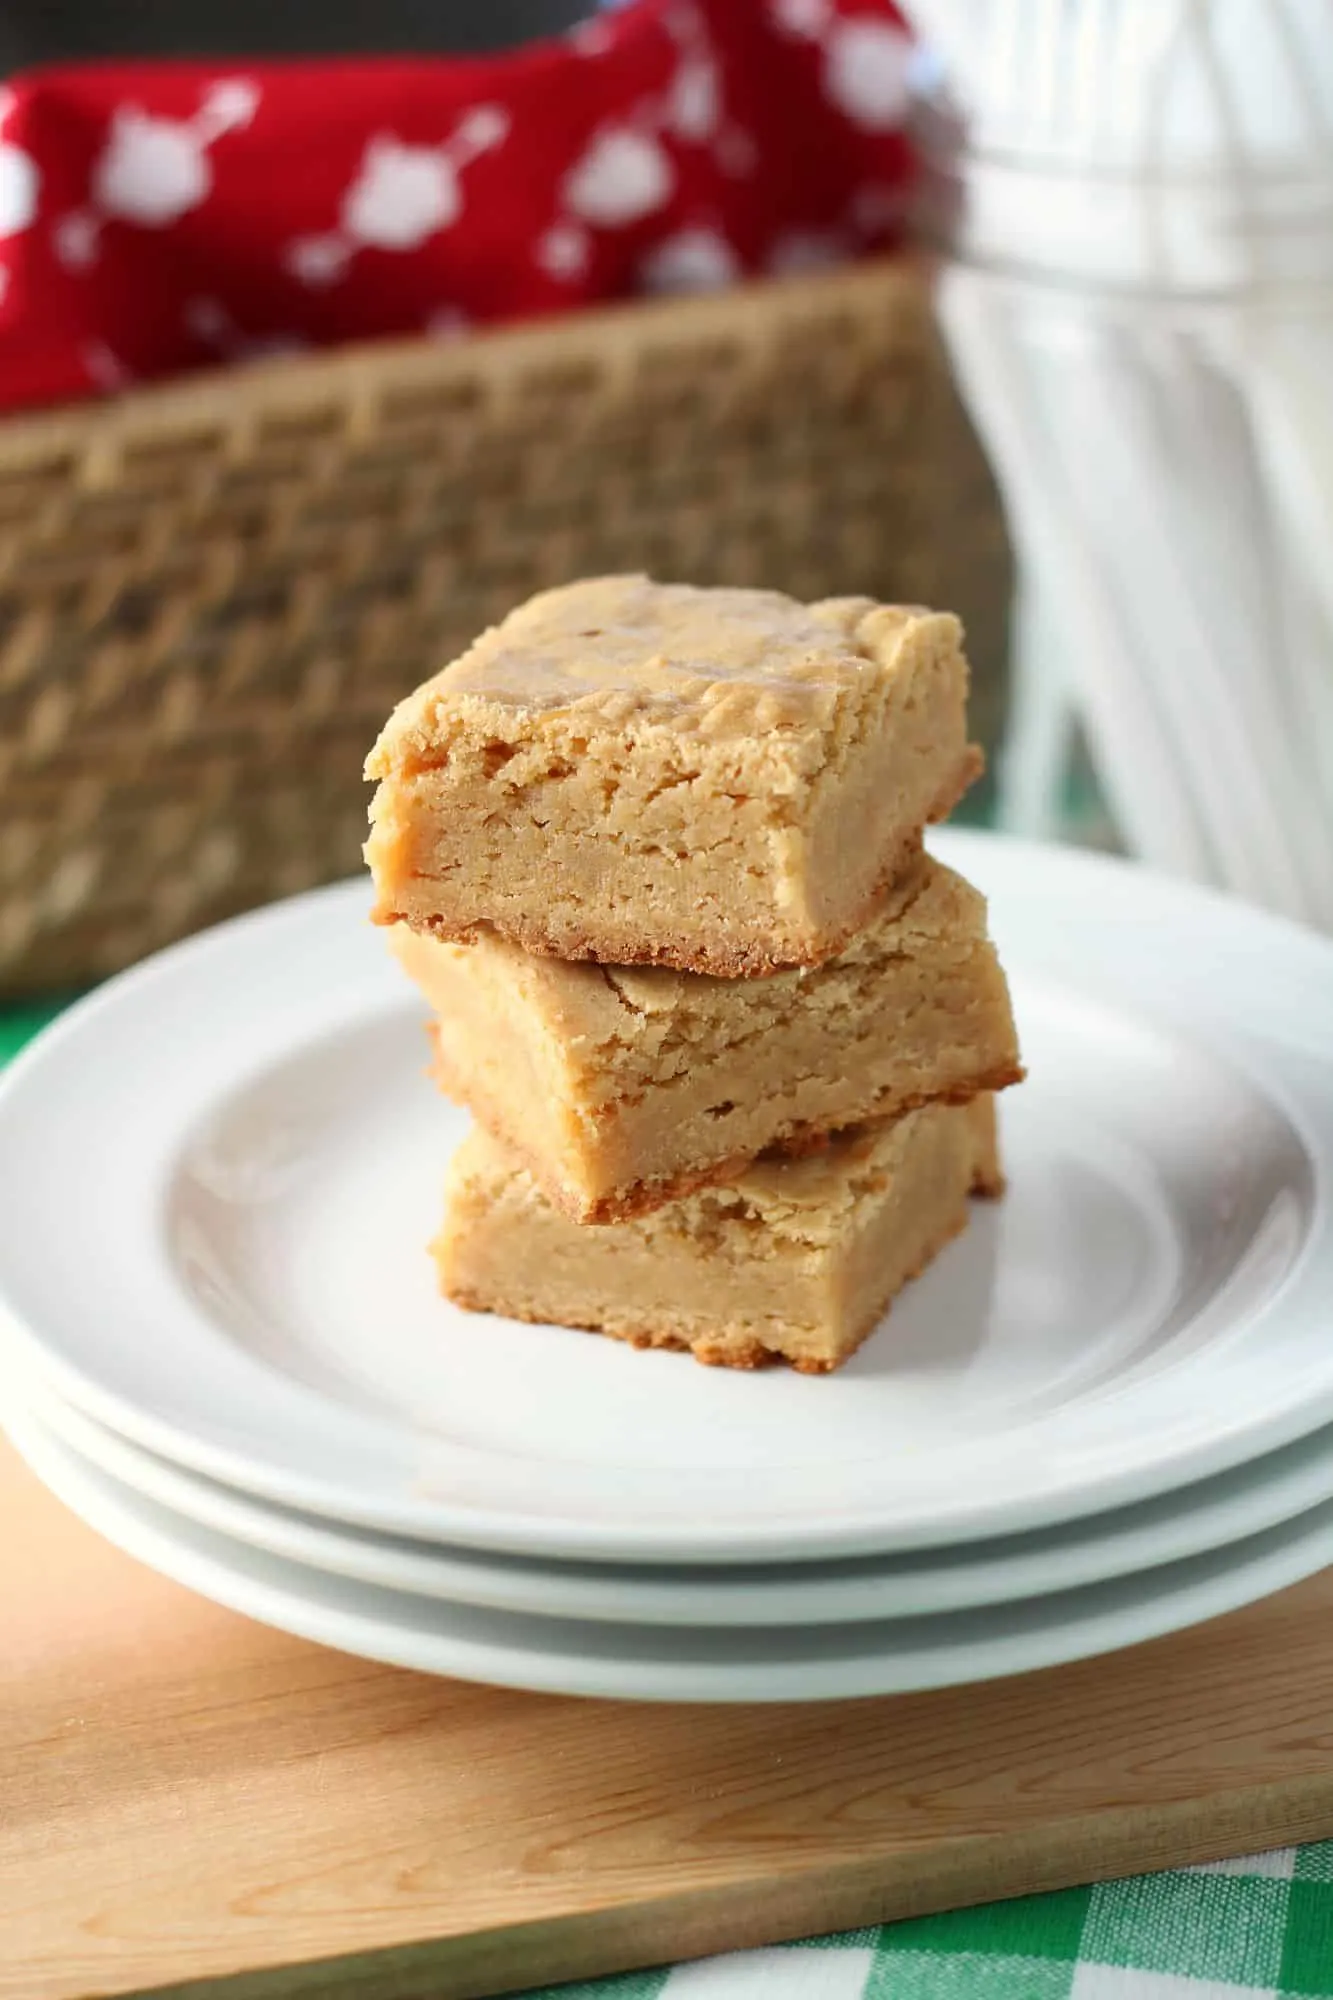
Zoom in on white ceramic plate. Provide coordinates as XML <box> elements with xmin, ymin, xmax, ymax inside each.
<box><xmin>1</xmin><ymin>831</ymin><xmax>1332</xmax><ymax>1565</ymax></box>
<box><xmin>12</xmin><ymin>1395</ymin><xmax>1333</xmax><ymax>1703</ymax></box>
<box><xmin>28</xmin><ymin>1375</ymin><xmax>1333</xmax><ymax>1627</ymax></box>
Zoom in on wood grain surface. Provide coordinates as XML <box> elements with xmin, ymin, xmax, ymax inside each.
<box><xmin>5</xmin><ymin>1434</ymin><xmax>1333</xmax><ymax>2000</ymax></box>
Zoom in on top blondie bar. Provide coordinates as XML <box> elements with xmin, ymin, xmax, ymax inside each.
<box><xmin>365</xmin><ymin>575</ymin><xmax>979</xmax><ymax>976</ymax></box>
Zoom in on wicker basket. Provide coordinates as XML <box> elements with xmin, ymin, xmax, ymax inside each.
<box><xmin>0</xmin><ymin>258</ymin><xmax>1010</xmax><ymax>995</ymax></box>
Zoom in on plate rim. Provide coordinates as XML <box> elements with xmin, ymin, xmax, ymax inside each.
<box><xmin>12</xmin><ymin>1393</ymin><xmax>1333</xmax><ymax>1703</ymax></box>
<box><xmin>24</xmin><ymin>1372</ymin><xmax>1333</xmax><ymax>1628</ymax></box>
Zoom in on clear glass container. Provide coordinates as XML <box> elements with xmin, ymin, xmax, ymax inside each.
<box><xmin>908</xmin><ymin>2</ymin><xmax>1333</xmax><ymax>930</ymax></box>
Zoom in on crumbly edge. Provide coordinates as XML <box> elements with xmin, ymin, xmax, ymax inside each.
<box><xmin>376</xmin><ymin>744</ymin><xmax>983</xmax><ymax>977</ymax></box>
<box><xmin>444</xmin><ymin>1207</ymin><xmax>971</xmax><ymax>1375</ymax></box>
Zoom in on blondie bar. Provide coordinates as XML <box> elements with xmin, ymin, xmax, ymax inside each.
<box><xmin>366</xmin><ymin>575</ymin><xmax>979</xmax><ymax>976</ymax></box>
<box><xmin>436</xmin><ymin>1097</ymin><xmax>1001</xmax><ymax>1374</ymax></box>
<box><xmin>392</xmin><ymin>852</ymin><xmax>1021</xmax><ymax>1222</ymax></box>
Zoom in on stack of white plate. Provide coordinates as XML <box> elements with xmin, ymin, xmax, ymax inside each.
<box><xmin>4</xmin><ymin>830</ymin><xmax>1333</xmax><ymax>1704</ymax></box>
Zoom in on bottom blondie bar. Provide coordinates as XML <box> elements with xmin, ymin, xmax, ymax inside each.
<box><xmin>435</xmin><ymin>1097</ymin><xmax>1001</xmax><ymax>1374</ymax></box>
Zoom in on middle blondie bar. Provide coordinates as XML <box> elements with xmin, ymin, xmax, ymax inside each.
<box><xmin>392</xmin><ymin>852</ymin><xmax>1021</xmax><ymax>1223</ymax></box>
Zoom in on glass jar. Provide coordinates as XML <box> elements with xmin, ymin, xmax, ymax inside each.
<box><xmin>909</xmin><ymin>2</ymin><xmax>1333</xmax><ymax>930</ymax></box>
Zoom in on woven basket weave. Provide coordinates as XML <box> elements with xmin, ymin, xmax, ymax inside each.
<box><xmin>0</xmin><ymin>258</ymin><xmax>1009</xmax><ymax>995</ymax></box>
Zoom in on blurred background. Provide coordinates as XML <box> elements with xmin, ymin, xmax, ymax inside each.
<box><xmin>1</xmin><ymin>0</ymin><xmax>1329</xmax><ymax>1000</ymax></box>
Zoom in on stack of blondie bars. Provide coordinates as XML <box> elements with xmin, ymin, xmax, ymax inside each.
<box><xmin>365</xmin><ymin>576</ymin><xmax>1022</xmax><ymax>1374</ymax></box>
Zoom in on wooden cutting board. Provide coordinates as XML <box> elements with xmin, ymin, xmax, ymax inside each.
<box><xmin>7</xmin><ymin>1435</ymin><xmax>1333</xmax><ymax>2000</ymax></box>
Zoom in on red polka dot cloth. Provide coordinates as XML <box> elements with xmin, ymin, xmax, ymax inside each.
<box><xmin>0</xmin><ymin>0</ymin><xmax>915</xmax><ymax>413</ymax></box>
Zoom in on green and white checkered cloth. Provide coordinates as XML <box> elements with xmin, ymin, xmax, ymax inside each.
<box><xmin>519</xmin><ymin>1846</ymin><xmax>1333</xmax><ymax>1999</ymax></box>
<box><xmin>7</xmin><ymin>992</ymin><xmax>1333</xmax><ymax>2000</ymax></box>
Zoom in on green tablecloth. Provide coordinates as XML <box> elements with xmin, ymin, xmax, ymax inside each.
<box><xmin>518</xmin><ymin>1854</ymin><xmax>1333</xmax><ymax>1996</ymax></box>
<box><xmin>6</xmin><ymin>1000</ymin><xmax>1332</xmax><ymax>2000</ymax></box>
<box><xmin>0</xmin><ymin>997</ymin><xmax>69</xmax><ymax>1065</ymax></box>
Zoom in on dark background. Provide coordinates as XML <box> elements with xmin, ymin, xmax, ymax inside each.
<box><xmin>0</xmin><ymin>1</ymin><xmax>586</xmax><ymax>67</ymax></box>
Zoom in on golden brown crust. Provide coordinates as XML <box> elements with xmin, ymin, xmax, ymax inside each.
<box><xmin>447</xmin><ymin>1288</ymin><xmax>790</xmax><ymax>1372</ymax></box>
<box><xmin>575</xmin><ymin>1063</ymin><xmax>1021</xmax><ymax>1222</ymax></box>
<box><xmin>380</xmin><ymin>746</ymin><xmax>983</xmax><ymax>976</ymax></box>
